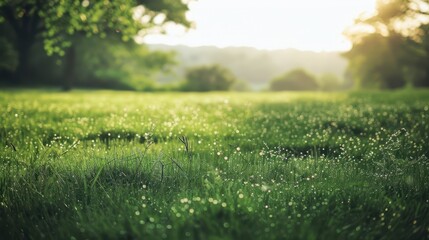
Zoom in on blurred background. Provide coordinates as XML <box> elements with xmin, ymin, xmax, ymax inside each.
<box><xmin>0</xmin><ymin>0</ymin><xmax>428</xmax><ymax>91</ymax></box>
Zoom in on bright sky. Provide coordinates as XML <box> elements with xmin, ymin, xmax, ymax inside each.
<box><xmin>142</xmin><ymin>0</ymin><xmax>376</xmax><ymax>52</ymax></box>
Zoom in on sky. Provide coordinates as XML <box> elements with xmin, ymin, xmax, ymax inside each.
<box><xmin>141</xmin><ymin>0</ymin><xmax>376</xmax><ymax>52</ymax></box>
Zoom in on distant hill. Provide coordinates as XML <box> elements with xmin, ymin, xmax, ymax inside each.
<box><xmin>148</xmin><ymin>44</ymin><xmax>348</xmax><ymax>90</ymax></box>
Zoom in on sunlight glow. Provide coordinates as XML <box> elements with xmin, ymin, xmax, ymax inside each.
<box><xmin>139</xmin><ymin>0</ymin><xmax>376</xmax><ymax>52</ymax></box>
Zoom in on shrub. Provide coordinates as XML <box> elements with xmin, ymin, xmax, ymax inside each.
<box><xmin>183</xmin><ymin>64</ymin><xmax>237</xmax><ymax>91</ymax></box>
<box><xmin>270</xmin><ymin>69</ymin><xmax>319</xmax><ymax>91</ymax></box>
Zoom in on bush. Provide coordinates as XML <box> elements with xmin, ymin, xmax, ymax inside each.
<box><xmin>183</xmin><ymin>64</ymin><xmax>237</xmax><ymax>91</ymax></box>
<box><xmin>270</xmin><ymin>69</ymin><xmax>319</xmax><ymax>91</ymax></box>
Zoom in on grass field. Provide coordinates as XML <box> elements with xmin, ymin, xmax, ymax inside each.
<box><xmin>1</xmin><ymin>90</ymin><xmax>429</xmax><ymax>239</ymax></box>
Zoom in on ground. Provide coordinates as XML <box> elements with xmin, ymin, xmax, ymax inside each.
<box><xmin>0</xmin><ymin>90</ymin><xmax>428</xmax><ymax>239</ymax></box>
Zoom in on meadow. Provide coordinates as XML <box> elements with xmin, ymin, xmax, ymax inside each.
<box><xmin>0</xmin><ymin>90</ymin><xmax>428</xmax><ymax>239</ymax></box>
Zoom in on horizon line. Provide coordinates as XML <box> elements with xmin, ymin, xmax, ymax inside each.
<box><xmin>144</xmin><ymin>42</ymin><xmax>348</xmax><ymax>53</ymax></box>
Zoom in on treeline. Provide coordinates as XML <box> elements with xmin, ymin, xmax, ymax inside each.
<box><xmin>0</xmin><ymin>34</ymin><xmax>177</xmax><ymax>90</ymax></box>
<box><xmin>267</xmin><ymin>0</ymin><xmax>429</xmax><ymax>91</ymax></box>
<box><xmin>173</xmin><ymin>65</ymin><xmax>347</xmax><ymax>92</ymax></box>
<box><xmin>0</xmin><ymin>31</ymin><xmax>348</xmax><ymax>92</ymax></box>
<box><xmin>1</xmin><ymin>0</ymin><xmax>428</xmax><ymax>91</ymax></box>
<box><xmin>149</xmin><ymin>44</ymin><xmax>347</xmax><ymax>90</ymax></box>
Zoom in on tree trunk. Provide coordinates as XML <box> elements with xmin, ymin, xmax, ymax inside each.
<box><xmin>62</xmin><ymin>45</ymin><xmax>76</xmax><ymax>91</ymax></box>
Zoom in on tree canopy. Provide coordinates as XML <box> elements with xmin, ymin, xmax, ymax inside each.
<box><xmin>0</xmin><ymin>0</ymin><xmax>191</xmax><ymax>84</ymax></box>
<box><xmin>344</xmin><ymin>0</ymin><xmax>429</xmax><ymax>89</ymax></box>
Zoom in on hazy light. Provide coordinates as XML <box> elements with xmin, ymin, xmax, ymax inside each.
<box><xmin>153</xmin><ymin>13</ymin><xmax>166</xmax><ymax>25</ymax></box>
<box><xmin>141</xmin><ymin>0</ymin><xmax>376</xmax><ymax>52</ymax></box>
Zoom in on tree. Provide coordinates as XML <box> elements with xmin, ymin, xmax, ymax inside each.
<box><xmin>343</xmin><ymin>33</ymin><xmax>410</xmax><ymax>89</ymax></box>
<box><xmin>413</xmin><ymin>23</ymin><xmax>429</xmax><ymax>87</ymax></box>
<box><xmin>184</xmin><ymin>65</ymin><xmax>237</xmax><ymax>91</ymax></box>
<box><xmin>270</xmin><ymin>69</ymin><xmax>319</xmax><ymax>91</ymax></box>
<box><xmin>0</xmin><ymin>0</ymin><xmax>191</xmax><ymax>87</ymax></box>
<box><xmin>344</xmin><ymin>0</ymin><xmax>429</xmax><ymax>89</ymax></box>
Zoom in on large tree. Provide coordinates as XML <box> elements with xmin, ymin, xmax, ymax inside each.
<box><xmin>0</xmin><ymin>0</ymin><xmax>191</xmax><ymax>87</ymax></box>
<box><xmin>344</xmin><ymin>0</ymin><xmax>429</xmax><ymax>89</ymax></box>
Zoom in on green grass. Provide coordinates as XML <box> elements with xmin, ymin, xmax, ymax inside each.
<box><xmin>1</xmin><ymin>89</ymin><xmax>428</xmax><ymax>239</ymax></box>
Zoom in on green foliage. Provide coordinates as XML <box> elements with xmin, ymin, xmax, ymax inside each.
<box><xmin>413</xmin><ymin>23</ymin><xmax>429</xmax><ymax>87</ymax></box>
<box><xmin>73</xmin><ymin>36</ymin><xmax>176</xmax><ymax>90</ymax></box>
<box><xmin>11</xmin><ymin>36</ymin><xmax>176</xmax><ymax>90</ymax></box>
<box><xmin>128</xmin><ymin>48</ymin><xmax>177</xmax><ymax>90</ymax></box>
<box><xmin>0</xmin><ymin>0</ymin><xmax>191</xmax><ymax>84</ymax></box>
<box><xmin>344</xmin><ymin>0</ymin><xmax>429</xmax><ymax>89</ymax></box>
<box><xmin>343</xmin><ymin>33</ymin><xmax>410</xmax><ymax>89</ymax></box>
<box><xmin>0</xmin><ymin>37</ymin><xmax>17</xmax><ymax>71</ymax></box>
<box><xmin>0</xmin><ymin>0</ymin><xmax>191</xmax><ymax>55</ymax></box>
<box><xmin>319</xmin><ymin>73</ymin><xmax>342</xmax><ymax>91</ymax></box>
<box><xmin>231</xmin><ymin>80</ymin><xmax>251</xmax><ymax>92</ymax></box>
<box><xmin>151</xmin><ymin>45</ymin><xmax>347</xmax><ymax>90</ymax></box>
<box><xmin>183</xmin><ymin>64</ymin><xmax>237</xmax><ymax>91</ymax></box>
<box><xmin>270</xmin><ymin>68</ymin><xmax>319</xmax><ymax>91</ymax></box>
<box><xmin>0</xmin><ymin>90</ymin><xmax>428</xmax><ymax>239</ymax></box>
